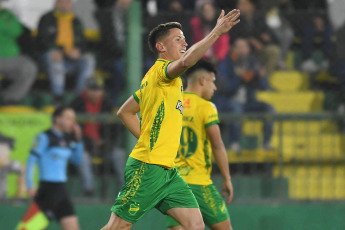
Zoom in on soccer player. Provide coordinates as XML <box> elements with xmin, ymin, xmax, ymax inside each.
<box><xmin>102</xmin><ymin>9</ymin><xmax>240</xmax><ymax>230</ymax></box>
<box><xmin>166</xmin><ymin>60</ymin><xmax>233</xmax><ymax>230</ymax></box>
<box><xmin>23</xmin><ymin>106</ymin><xmax>83</xmax><ymax>230</ymax></box>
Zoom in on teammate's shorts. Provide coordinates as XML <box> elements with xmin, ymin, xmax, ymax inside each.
<box><xmin>166</xmin><ymin>183</ymin><xmax>229</xmax><ymax>227</ymax></box>
<box><xmin>111</xmin><ymin>157</ymin><xmax>199</xmax><ymax>223</ymax></box>
<box><xmin>34</xmin><ymin>182</ymin><xmax>75</xmax><ymax>221</ymax></box>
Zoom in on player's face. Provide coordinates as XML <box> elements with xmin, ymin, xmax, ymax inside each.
<box><xmin>201</xmin><ymin>3</ymin><xmax>216</xmax><ymax>22</ymax></box>
<box><xmin>86</xmin><ymin>89</ymin><xmax>104</xmax><ymax>104</ymax></box>
<box><xmin>234</xmin><ymin>38</ymin><xmax>250</xmax><ymax>58</ymax></box>
<box><xmin>203</xmin><ymin>72</ymin><xmax>217</xmax><ymax>100</ymax></box>
<box><xmin>57</xmin><ymin>109</ymin><xmax>76</xmax><ymax>133</ymax></box>
<box><xmin>238</xmin><ymin>0</ymin><xmax>254</xmax><ymax>14</ymax></box>
<box><xmin>162</xmin><ymin>28</ymin><xmax>188</xmax><ymax>61</ymax></box>
<box><xmin>55</xmin><ymin>0</ymin><xmax>72</xmax><ymax>13</ymax></box>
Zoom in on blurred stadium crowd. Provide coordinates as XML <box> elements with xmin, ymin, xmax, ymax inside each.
<box><xmin>1</xmin><ymin>0</ymin><xmax>345</xmax><ymax>202</ymax></box>
<box><xmin>1</xmin><ymin>0</ymin><xmax>344</xmax><ymax>109</ymax></box>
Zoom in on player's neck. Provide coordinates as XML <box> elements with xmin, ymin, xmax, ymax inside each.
<box><xmin>185</xmin><ymin>86</ymin><xmax>202</xmax><ymax>98</ymax></box>
<box><xmin>158</xmin><ymin>53</ymin><xmax>174</xmax><ymax>61</ymax></box>
<box><xmin>52</xmin><ymin>125</ymin><xmax>63</xmax><ymax>134</ymax></box>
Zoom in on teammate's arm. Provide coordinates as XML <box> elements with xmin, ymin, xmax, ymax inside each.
<box><xmin>206</xmin><ymin>124</ymin><xmax>234</xmax><ymax>204</ymax></box>
<box><xmin>166</xmin><ymin>9</ymin><xmax>240</xmax><ymax>78</ymax></box>
<box><xmin>117</xmin><ymin>95</ymin><xmax>140</xmax><ymax>139</ymax></box>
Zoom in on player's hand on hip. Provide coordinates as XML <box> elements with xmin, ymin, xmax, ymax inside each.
<box><xmin>222</xmin><ymin>179</ymin><xmax>234</xmax><ymax>204</ymax></box>
<box><xmin>213</xmin><ymin>9</ymin><xmax>240</xmax><ymax>37</ymax></box>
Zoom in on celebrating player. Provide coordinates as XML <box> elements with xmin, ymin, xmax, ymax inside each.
<box><xmin>102</xmin><ymin>9</ymin><xmax>240</xmax><ymax>230</ymax></box>
<box><xmin>166</xmin><ymin>60</ymin><xmax>234</xmax><ymax>230</ymax></box>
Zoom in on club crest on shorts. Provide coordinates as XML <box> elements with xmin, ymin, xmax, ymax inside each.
<box><xmin>128</xmin><ymin>203</ymin><xmax>140</xmax><ymax>216</ymax></box>
<box><xmin>176</xmin><ymin>100</ymin><xmax>183</xmax><ymax>115</ymax></box>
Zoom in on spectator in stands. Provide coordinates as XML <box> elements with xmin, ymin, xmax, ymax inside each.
<box><xmin>216</xmin><ymin>38</ymin><xmax>275</xmax><ymax>152</ymax></box>
<box><xmin>37</xmin><ymin>0</ymin><xmax>95</xmax><ymax>104</ymax></box>
<box><xmin>70</xmin><ymin>77</ymin><xmax>126</xmax><ymax>196</ymax></box>
<box><xmin>300</xmin><ymin>14</ymin><xmax>333</xmax><ymax>73</ymax></box>
<box><xmin>230</xmin><ymin>0</ymin><xmax>280</xmax><ymax>76</ymax></box>
<box><xmin>164</xmin><ymin>0</ymin><xmax>193</xmax><ymax>47</ymax></box>
<box><xmin>0</xmin><ymin>6</ymin><xmax>37</xmax><ymax>105</ymax></box>
<box><xmin>288</xmin><ymin>0</ymin><xmax>326</xmax><ymax>10</ymax></box>
<box><xmin>155</xmin><ymin>0</ymin><xmax>195</xmax><ymax>11</ymax></box>
<box><xmin>94</xmin><ymin>0</ymin><xmax>116</xmax><ymax>8</ymax></box>
<box><xmin>265</xmin><ymin>5</ymin><xmax>294</xmax><ymax>68</ymax></box>
<box><xmin>94</xmin><ymin>0</ymin><xmax>131</xmax><ymax>106</ymax></box>
<box><xmin>0</xmin><ymin>133</ymin><xmax>25</xmax><ymax>199</ymax></box>
<box><xmin>212</xmin><ymin>0</ymin><xmax>237</xmax><ymax>10</ymax></box>
<box><xmin>191</xmin><ymin>1</ymin><xmax>230</xmax><ymax>64</ymax></box>
<box><xmin>328</xmin><ymin>0</ymin><xmax>345</xmax><ymax>113</ymax></box>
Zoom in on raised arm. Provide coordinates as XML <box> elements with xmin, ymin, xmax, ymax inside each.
<box><xmin>167</xmin><ymin>9</ymin><xmax>240</xmax><ymax>78</ymax></box>
<box><xmin>206</xmin><ymin>124</ymin><xmax>233</xmax><ymax>204</ymax></box>
<box><xmin>117</xmin><ymin>95</ymin><xmax>140</xmax><ymax>139</ymax></box>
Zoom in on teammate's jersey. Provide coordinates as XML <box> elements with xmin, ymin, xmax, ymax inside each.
<box><xmin>175</xmin><ymin>92</ymin><xmax>220</xmax><ymax>185</ymax></box>
<box><xmin>130</xmin><ymin>59</ymin><xmax>183</xmax><ymax>169</ymax></box>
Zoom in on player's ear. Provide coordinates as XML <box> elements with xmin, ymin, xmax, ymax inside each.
<box><xmin>199</xmin><ymin>76</ymin><xmax>206</xmax><ymax>86</ymax></box>
<box><xmin>156</xmin><ymin>42</ymin><xmax>166</xmax><ymax>53</ymax></box>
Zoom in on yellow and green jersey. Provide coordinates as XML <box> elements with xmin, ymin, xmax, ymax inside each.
<box><xmin>130</xmin><ymin>59</ymin><xmax>183</xmax><ymax>169</ymax></box>
<box><xmin>175</xmin><ymin>92</ymin><xmax>220</xmax><ymax>185</ymax></box>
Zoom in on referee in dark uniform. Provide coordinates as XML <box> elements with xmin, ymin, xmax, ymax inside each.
<box><xmin>26</xmin><ymin>105</ymin><xmax>83</xmax><ymax>230</ymax></box>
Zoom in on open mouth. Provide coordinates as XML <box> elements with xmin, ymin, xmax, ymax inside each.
<box><xmin>180</xmin><ymin>50</ymin><xmax>186</xmax><ymax>53</ymax></box>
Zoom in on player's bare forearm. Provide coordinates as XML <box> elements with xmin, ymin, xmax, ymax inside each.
<box><xmin>178</xmin><ymin>32</ymin><xmax>219</xmax><ymax>68</ymax></box>
<box><xmin>212</xmin><ymin>141</ymin><xmax>234</xmax><ymax>204</ymax></box>
<box><xmin>212</xmin><ymin>143</ymin><xmax>231</xmax><ymax>181</ymax></box>
<box><xmin>167</xmin><ymin>9</ymin><xmax>240</xmax><ymax>78</ymax></box>
<box><xmin>207</xmin><ymin>124</ymin><xmax>233</xmax><ymax>203</ymax></box>
<box><xmin>117</xmin><ymin>96</ymin><xmax>141</xmax><ymax>139</ymax></box>
<box><xmin>119</xmin><ymin>115</ymin><xmax>140</xmax><ymax>139</ymax></box>
<box><xmin>207</xmin><ymin>125</ymin><xmax>231</xmax><ymax>180</ymax></box>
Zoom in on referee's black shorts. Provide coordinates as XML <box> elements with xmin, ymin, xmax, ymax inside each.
<box><xmin>34</xmin><ymin>181</ymin><xmax>75</xmax><ymax>221</ymax></box>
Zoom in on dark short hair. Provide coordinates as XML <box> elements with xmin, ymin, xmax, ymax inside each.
<box><xmin>184</xmin><ymin>59</ymin><xmax>217</xmax><ymax>78</ymax></box>
<box><xmin>52</xmin><ymin>105</ymin><xmax>73</xmax><ymax>123</ymax></box>
<box><xmin>148</xmin><ymin>22</ymin><xmax>182</xmax><ymax>55</ymax></box>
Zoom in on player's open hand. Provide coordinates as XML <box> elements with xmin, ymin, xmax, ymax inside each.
<box><xmin>213</xmin><ymin>9</ymin><xmax>240</xmax><ymax>37</ymax></box>
<box><xmin>222</xmin><ymin>179</ymin><xmax>234</xmax><ymax>204</ymax></box>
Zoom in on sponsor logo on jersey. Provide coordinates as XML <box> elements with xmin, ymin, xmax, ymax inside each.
<box><xmin>176</xmin><ymin>100</ymin><xmax>183</xmax><ymax>115</ymax></box>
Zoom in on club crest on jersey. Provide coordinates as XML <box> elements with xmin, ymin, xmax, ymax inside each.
<box><xmin>176</xmin><ymin>100</ymin><xmax>183</xmax><ymax>115</ymax></box>
<box><xmin>129</xmin><ymin>203</ymin><xmax>140</xmax><ymax>216</ymax></box>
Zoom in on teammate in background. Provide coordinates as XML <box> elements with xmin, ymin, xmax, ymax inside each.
<box><xmin>166</xmin><ymin>60</ymin><xmax>233</xmax><ymax>230</ymax></box>
<box><xmin>102</xmin><ymin>9</ymin><xmax>240</xmax><ymax>230</ymax></box>
<box><xmin>22</xmin><ymin>106</ymin><xmax>83</xmax><ymax>230</ymax></box>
